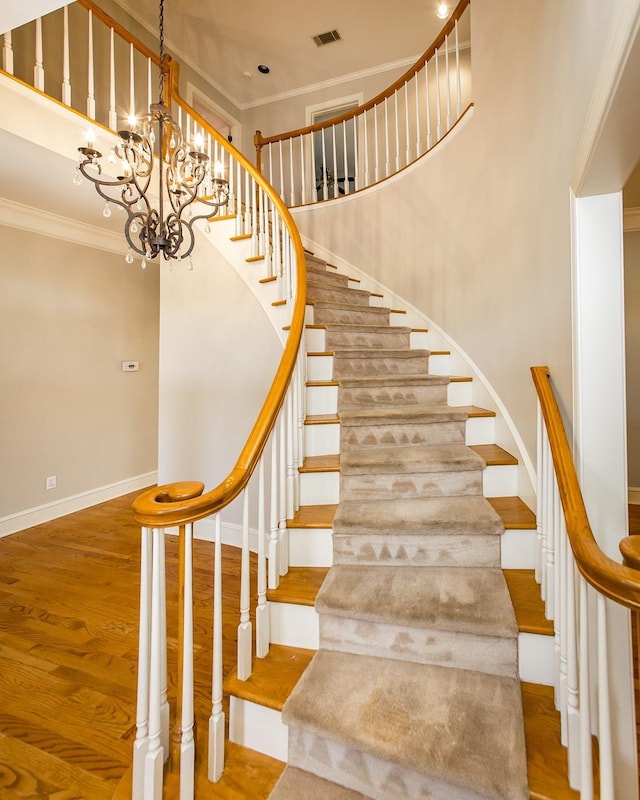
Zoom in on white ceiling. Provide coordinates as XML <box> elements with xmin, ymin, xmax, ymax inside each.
<box><xmin>112</xmin><ymin>0</ymin><xmax>452</xmax><ymax>109</ymax></box>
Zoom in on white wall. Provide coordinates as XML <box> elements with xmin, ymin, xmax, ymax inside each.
<box><xmin>0</xmin><ymin>225</ymin><xmax>159</xmax><ymax>526</ymax></box>
<box><xmin>157</xmin><ymin>233</ymin><xmax>282</xmax><ymax>526</ymax></box>
<box><xmin>291</xmin><ymin>0</ymin><xmax>632</xmax><ymax>465</ymax></box>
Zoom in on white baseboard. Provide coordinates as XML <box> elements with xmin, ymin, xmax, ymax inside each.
<box><xmin>0</xmin><ymin>471</ymin><xmax>157</xmax><ymax>538</ymax></box>
<box><xmin>629</xmin><ymin>487</ymin><xmax>640</xmax><ymax>505</ymax></box>
<box><xmin>194</xmin><ymin>517</ymin><xmax>260</xmax><ymax>552</ymax></box>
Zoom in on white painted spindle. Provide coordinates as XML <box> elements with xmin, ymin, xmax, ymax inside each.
<box><xmin>435</xmin><ymin>46</ymin><xmax>442</xmax><ymax>141</ymax></box>
<box><xmin>208</xmin><ymin>514</ymin><xmax>225</xmax><ymax>782</ymax></box>
<box><xmin>394</xmin><ymin>91</ymin><xmax>400</xmax><ymax>172</ymax></box>
<box><xmin>300</xmin><ymin>135</ymin><xmax>307</xmax><ymax>204</ymax></box>
<box><xmin>2</xmin><ymin>32</ymin><xmax>13</xmax><ymax>75</ymax></box>
<box><xmin>342</xmin><ymin>121</ymin><xmax>349</xmax><ymax>195</ymax></box>
<box><xmin>404</xmin><ymin>82</ymin><xmax>411</xmax><ymax>165</ymax></box>
<box><xmin>86</xmin><ymin>12</ymin><xmax>95</xmax><ymax>119</ymax></box>
<box><xmin>415</xmin><ymin>72</ymin><xmax>421</xmax><ymax>156</ymax></box>
<box><xmin>597</xmin><ymin>594</ymin><xmax>614</xmax><ymax>800</ymax></box>
<box><xmin>288</xmin><ymin>137</ymin><xmax>295</xmax><ymax>206</ymax></box>
<box><xmin>578</xmin><ymin>577</ymin><xmax>593</xmax><ymax>797</ymax></box>
<box><xmin>109</xmin><ymin>29</ymin><xmax>117</xmax><ymax>130</ymax></box>
<box><xmin>179</xmin><ymin>524</ymin><xmax>195</xmax><ymax>799</ymax></box>
<box><xmin>129</xmin><ymin>43</ymin><xmax>136</xmax><ymax>121</ymax></box>
<box><xmin>62</xmin><ymin>7</ymin><xmax>71</xmax><ymax>106</ymax></box>
<box><xmin>144</xmin><ymin>528</ymin><xmax>165</xmax><ymax>799</ymax></box>
<box><xmin>445</xmin><ymin>34</ymin><xmax>451</xmax><ymax>131</ymax></box>
<box><xmin>455</xmin><ymin>20</ymin><xmax>462</xmax><ymax>118</ymax></box>
<box><xmin>331</xmin><ymin>125</ymin><xmax>338</xmax><ymax>199</ymax></box>
<box><xmin>425</xmin><ymin>61</ymin><xmax>432</xmax><ymax>150</ymax></box>
<box><xmin>269</xmin><ymin>433</ymin><xmax>280</xmax><ymax>588</ymax></box>
<box><xmin>257</xmin><ymin>457</ymin><xmax>270</xmax><ymax>657</ymax></box>
<box><xmin>237</xmin><ymin>489</ymin><xmax>252</xmax><ymax>681</ymax></box>
<box><xmin>34</xmin><ymin>18</ymin><xmax>44</xmax><ymax>91</ymax></box>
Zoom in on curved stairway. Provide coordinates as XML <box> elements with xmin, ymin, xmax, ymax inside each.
<box><xmin>268</xmin><ymin>255</ymin><xmax>529</xmax><ymax>799</ymax></box>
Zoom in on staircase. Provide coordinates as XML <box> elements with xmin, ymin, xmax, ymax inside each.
<box><xmin>224</xmin><ymin>252</ymin><xmax>556</xmax><ymax>799</ymax></box>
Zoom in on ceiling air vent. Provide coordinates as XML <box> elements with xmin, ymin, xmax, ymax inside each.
<box><xmin>313</xmin><ymin>30</ymin><xmax>341</xmax><ymax>47</ymax></box>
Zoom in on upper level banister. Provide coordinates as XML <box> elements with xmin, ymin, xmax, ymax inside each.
<box><xmin>531</xmin><ymin>365</ymin><xmax>640</xmax><ymax>610</ymax></box>
<box><xmin>133</xmin><ymin>59</ymin><xmax>307</xmax><ymax>529</ymax></box>
<box><xmin>76</xmin><ymin>0</ymin><xmax>160</xmax><ymax>66</ymax></box>
<box><xmin>254</xmin><ymin>0</ymin><xmax>470</xmax><ymax>149</ymax></box>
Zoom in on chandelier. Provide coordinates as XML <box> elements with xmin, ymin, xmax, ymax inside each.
<box><xmin>76</xmin><ymin>0</ymin><xmax>229</xmax><ymax>267</ymax></box>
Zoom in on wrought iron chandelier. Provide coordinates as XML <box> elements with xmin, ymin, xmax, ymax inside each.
<box><xmin>76</xmin><ymin>0</ymin><xmax>229</xmax><ymax>267</ymax></box>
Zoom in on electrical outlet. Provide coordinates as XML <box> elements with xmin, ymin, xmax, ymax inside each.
<box><xmin>46</xmin><ymin>475</ymin><xmax>56</xmax><ymax>490</ymax></box>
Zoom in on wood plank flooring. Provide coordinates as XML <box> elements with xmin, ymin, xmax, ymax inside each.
<box><xmin>0</xmin><ymin>490</ymin><xmax>282</xmax><ymax>799</ymax></box>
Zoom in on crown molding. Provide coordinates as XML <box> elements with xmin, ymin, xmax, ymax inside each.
<box><xmin>0</xmin><ymin>197</ymin><xmax>131</xmax><ymax>255</ymax></box>
<box><xmin>624</xmin><ymin>205</ymin><xmax>640</xmax><ymax>232</ymax></box>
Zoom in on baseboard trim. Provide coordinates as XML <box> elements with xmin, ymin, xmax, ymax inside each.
<box><xmin>629</xmin><ymin>487</ymin><xmax>640</xmax><ymax>505</ymax></box>
<box><xmin>0</xmin><ymin>471</ymin><xmax>158</xmax><ymax>538</ymax></box>
<box><xmin>194</xmin><ymin>517</ymin><xmax>260</xmax><ymax>552</ymax></box>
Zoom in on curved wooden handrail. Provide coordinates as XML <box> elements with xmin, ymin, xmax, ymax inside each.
<box><xmin>132</xmin><ymin>59</ymin><xmax>307</xmax><ymax>528</ymax></box>
<box><xmin>76</xmin><ymin>0</ymin><xmax>161</xmax><ymax>65</ymax></box>
<box><xmin>531</xmin><ymin>366</ymin><xmax>640</xmax><ymax>610</ymax></box>
<box><xmin>254</xmin><ymin>0</ymin><xmax>470</xmax><ymax>149</ymax></box>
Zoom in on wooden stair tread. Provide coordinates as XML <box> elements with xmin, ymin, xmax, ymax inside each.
<box><xmin>300</xmin><ymin>454</ymin><xmax>340</xmax><ymax>472</ymax></box>
<box><xmin>449</xmin><ymin>375</ymin><xmax>472</xmax><ymax>382</ymax></box>
<box><xmin>306</xmin><ymin>379</ymin><xmax>340</xmax><ymax>387</ymax></box>
<box><xmin>488</xmin><ymin>496</ymin><xmax>536</xmax><ymax>529</ymax></box>
<box><xmin>523</xmin><ymin>682</ymin><xmax>599</xmax><ymax>800</ymax></box>
<box><xmin>454</xmin><ymin>404</ymin><xmax>496</xmax><ymax>418</ymax></box>
<box><xmin>287</xmin><ymin>504</ymin><xmax>337</xmax><ymax>528</ymax></box>
<box><xmin>469</xmin><ymin>444</ymin><xmax>518</xmax><ymax>466</ymax></box>
<box><xmin>503</xmin><ymin>569</ymin><xmax>553</xmax><ymax>635</ymax></box>
<box><xmin>267</xmin><ymin>567</ymin><xmax>329</xmax><ymax>606</ymax></box>
<box><xmin>113</xmin><ymin>741</ymin><xmax>284</xmax><ymax>799</ymax></box>
<box><xmin>224</xmin><ymin>645</ymin><xmax>315</xmax><ymax>711</ymax></box>
<box><xmin>304</xmin><ymin>413</ymin><xmax>339</xmax><ymax>425</ymax></box>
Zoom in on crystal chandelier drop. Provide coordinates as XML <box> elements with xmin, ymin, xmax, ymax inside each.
<box><xmin>76</xmin><ymin>0</ymin><xmax>229</xmax><ymax>266</ymax></box>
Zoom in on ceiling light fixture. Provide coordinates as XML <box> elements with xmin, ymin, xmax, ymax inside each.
<box><xmin>436</xmin><ymin>3</ymin><xmax>449</xmax><ymax>19</ymax></box>
<box><xmin>75</xmin><ymin>0</ymin><xmax>229</xmax><ymax>268</ymax></box>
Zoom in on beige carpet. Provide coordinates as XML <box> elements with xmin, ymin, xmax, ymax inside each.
<box><xmin>269</xmin><ymin>254</ymin><xmax>528</xmax><ymax>799</ymax></box>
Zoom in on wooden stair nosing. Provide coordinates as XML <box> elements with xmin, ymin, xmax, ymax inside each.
<box><xmin>488</xmin><ymin>496</ymin><xmax>536</xmax><ymax>529</ymax></box>
<box><xmin>503</xmin><ymin>569</ymin><xmax>554</xmax><ymax>636</ymax></box>
<box><xmin>469</xmin><ymin>443</ymin><xmax>518</xmax><ymax>466</ymax></box>
<box><xmin>267</xmin><ymin>567</ymin><xmax>329</xmax><ymax>606</ymax></box>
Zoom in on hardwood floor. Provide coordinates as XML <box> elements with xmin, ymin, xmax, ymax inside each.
<box><xmin>0</xmin><ymin>490</ymin><xmax>269</xmax><ymax>798</ymax></box>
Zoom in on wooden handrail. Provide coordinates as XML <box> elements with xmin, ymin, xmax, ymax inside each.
<box><xmin>76</xmin><ymin>0</ymin><xmax>161</xmax><ymax>65</ymax></box>
<box><xmin>254</xmin><ymin>0</ymin><xmax>471</xmax><ymax>149</ymax></box>
<box><xmin>531</xmin><ymin>365</ymin><xmax>640</xmax><ymax>610</ymax></box>
<box><xmin>132</xmin><ymin>59</ymin><xmax>307</xmax><ymax>528</ymax></box>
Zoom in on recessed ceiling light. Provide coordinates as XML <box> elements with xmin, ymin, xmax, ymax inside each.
<box><xmin>436</xmin><ymin>3</ymin><xmax>449</xmax><ymax>19</ymax></box>
<box><xmin>257</xmin><ymin>64</ymin><xmax>270</xmax><ymax>74</ymax></box>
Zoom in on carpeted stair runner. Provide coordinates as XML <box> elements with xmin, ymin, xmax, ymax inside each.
<box><xmin>269</xmin><ymin>256</ymin><xmax>528</xmax><ymax>799</ymax></box>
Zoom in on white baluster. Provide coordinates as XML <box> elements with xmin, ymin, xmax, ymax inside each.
<box><xmin>250</xmin><ymin>175</ymin><xmax>259</xmax><ymax>256</ymax></box>
<box><xmin>353</xmin><ymin>114</ymin><xmax>360</xmax><ymax>191</ymax></box>
<box><xmin>415</xmin><ymin>71</ymin><xmax>421</xmax><ymax>156</ymax></box>
<box><xmin>455</xmin><ymin>19</ymin><xmax>462</xmax><ymax>118</ymax></box>
<box><xmin>257</xmin><ymin>457</ymin><xmax>270</xmax><ymax>657</ymax></box>
<box><xmin>445</xmin><ymin>33</ymin><xmax>452</xmax><ymax>131</ymax></box>
<box><xmin>435</xmin><ymin>46</ymin><xmax>442</xmax><ymax>141</ymax></box>
<box><xmin>535</xmin><ymin>402</ymin><xmax>544</xmax><ymax>583</ymax></box>
<box><xmin>129</xmin><ymin>43</ymin><xmax>135</xmax><ymax>121</ymax></box>
<box><xmin>558</xmin><ymin>513</ymin><xmax>569</xmax><ymax>743</ymax></box>
<box><xmin>269</xmin><ymin>430</ymin><xmax>280</xmax><ymax>588</ymax></box>
<box><xmin>394</xmin><ymin>91</ymin><xmax>400</xmax><ymax>172</ymax></box>
<box><xmin>300</xmin><ymin>134</ymin><xmax>307</xmax><ymax>203</ymax></box>
<box><xmin>425</xmin><ymin>61</ymin><xmax>432</xmax><ymax>150</ymax></box>
<box><xmin>279</xmin><ymin>412</ymin><xmax>288</xmax><ymax>576</ymax></box>
<box><xmin>289</xmin><ymin>137</ymin><xmax>295</xmax><ymax>206</ymax></box>
<box><xmin>321</xmin><ymin>130</ymin><xmax>328</xmax><ymax>201</ymax></box>
<box><xmin>404</xmin><ymin>82</ymin><xmax>411</xmax><ymax>165</ymax></box>
<box><xmin>179</xmin><ymin>524</ymin><xmax>195</xmax><ymax>799</ymax></box>
<box><xmin>597</xmin><ymin>594</ymin><xmax>614</xmax><ymax>800</ymax></box>
<box><xmin>374</xmin><ymin>107</ymin><xmax>380</xmax><ymax>183</ymax></box>
<box><xmin>2</xmin><ymin>32</ymin><xmax>14</xmax><ymax>75</ymax></box>
<box><xmin>144</xmin><ymin>528</ymin><xmax>165</xmax><ymax>800</ymax></box>
<box><xmin>244</xmin><ymin>168</ymin><xmax>251</xmax><ymax>236</ymax></box>
<box><xmin>278</xmin><ymin>139</ymin><xmax>285</xmax><ymax>203</ymax></box>
<box><xmin>157</xmin><ymin>528</ymin><xmax>170</xmax><ymax>759</ymax></box>
<box><xmin>566</xmin><ymin>553</ymin><xmax>581</xmax><ymax>787</ymax></box>
<box><xmin>147</xmin><ymin>58</ymin><xmax>152</xmax><ymax>112</ymax></box>
<box><xmin>384</xmin><ymin>98</ymin><xmax>390</xmax><ymax>177</ymax></box>
<box><xmin>332</xmin><ymin>124</ymin><xmax>338</xmax><ymax>198</ymax></box>
<box><xmin>34</xmin><ymin>18</ymin><xmax>44</xmax><ymax>91</ymax></box>
<box><xmin>237</xmin><ymin>489</ymin><xmax>252</xmax><ymax>680</ymax></box>
<box><xmin>108</xmin><ymin>29</ymin><xmax>117</xmax><ymax>130</ymax></box>
<box><xmin>208</xmin><ymin>514</ymin><xmax>225</xmax><ymax>782</ymax></box>
<box><xmin>61</xmin><ymin>7</ymin><xmax>71</xmax><ymax>106</ymax></box>
<box><xmin>133</xmin><ymin>527</ymin><xmax>152</xmax><ymax>798</ymax></box>
<box><xmin>578</xmin><ymin>577</ymin><xmax>593</xmax><ymax>797</ymax></box>
<box><xmin>342</xmin><ymin>121</ymin><xmax>349</xmax><ymax>195</ymax></box>
<box><xmin>86</xmin><ymin>12</ymin><xmax>95</xmax><ymax>119</ymax></box>
<box><xmin>310</xmin><ymin>132</ymin><xmax>317</xmax><ymax>203</ymax></box>
<box><xmin>363</xmin><ymin>109</ymin><xmax>370</xmax><ymax>187</ymax></box>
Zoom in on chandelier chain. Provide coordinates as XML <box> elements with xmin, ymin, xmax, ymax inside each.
<box><xmin>158</xmin><ymin>0</ymin><xmax>164</xmax><ymax>102</ymax></box>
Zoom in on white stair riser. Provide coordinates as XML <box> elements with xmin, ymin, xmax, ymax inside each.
<box><xmin>289</xmin><ymin>527</ymin><xmax>333</xmax><ymax>567</ymax></box>
<box><xmin>305</xmin><ymin>328</ymin><xmax>325</xmax><ymax>351</ymax></box>
<box><xmin>447</xmin><ymin>381</ymin><xmax>473</xmax><ymax>406</ymax></box>
<box><xmin>305</xmin><ymin>423</ymin><xmax>340</xmax><ymax>456</ymax></box>
<box><xmin>229</xmin><ymin>696</ymin><xmax>288</xmax><ymax>762</ymax></box>
<box><xmin>427</xmin><ymin>353</ymin><xmax>450</xmax><ymax>375</ymax></box>
<box><xmin>269</xmin><ymin>601</ymin><xmax>319</xmax><ymax>649</ymax></box>
<box><xmin>483</xmin><ymin>464</ymin><xmax>518</xmax><ymax>497</ymax></box>
<box><xmin>501</xmin><ymin>529</ymin><xmax>537</xmax><ymax>568</ymax></box>
<box><xmin>410</xmin><ymin>330</ymin><xmax>430</xmax><ymax>349</ymax></box>
<box><xmin>465</xmin><ymin>416</ymin><xmax>495</xmax><ymax>445</ymax></box>
<box><xmin>307</xmin><ymin>354</ymin><xmax>333</xmax><ymax>381</ymax></box>
<box><xmin>306</xmin><ymin>384</ymin><xmax>338</xmax><ymax>415</ymax></box>
<box><xmin>518</xmin><ymin>632</ymin><xmax>554</xmax><ymax>686</ymax></box>
<box><xmin>299</xmin><ymin>471</ymin><xmax>340</xmax><ymax>505</ymax></box>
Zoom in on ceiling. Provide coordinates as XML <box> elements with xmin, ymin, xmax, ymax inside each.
<box><xmin>111</xmin><ymin>0</ymin><xmax>452</xmax><ymax>109</ymax></box>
